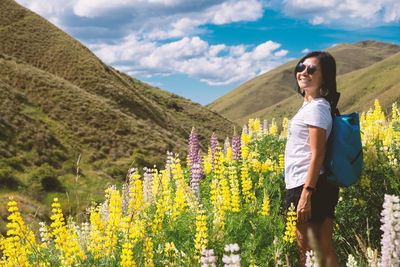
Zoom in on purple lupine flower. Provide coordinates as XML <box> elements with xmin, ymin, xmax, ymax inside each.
<box><xmin>210</xmin><ymin>132</ymin><xmax>218</xmax><ymax>170</ymax></box>
<box><xmin>223</xmin><ymin>137</ymin><xmax>230</xmax><ymax>156</ymax></box>
<box><xmin>189</xmin><ymin>127</ymin><xmax>200</xmax><ymax>167</ymax></box>
<box><xmin>190</xmin><ymin>162</ymin><xmax>202</xmax><ymax>200</ymax></box>
<box><xmin>259</xmin><ymin>122</ymin><xmax>264</xmax><ymax>138</ymax></box>
<box><xmin>232</xmin><ymin>131</ymin><xmax>241</xmax><ymax>161</ymax></box>
<box><xmin>188</xmin><ymin>127</ymin><xmax>203</xmax><ymax>198</ymax></box>
<box><xmin>380</xmin><ymin>194</ymin><xmax>400</xmax><ymax>267</ymax></box>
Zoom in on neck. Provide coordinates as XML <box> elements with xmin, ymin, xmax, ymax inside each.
<box><xmin>304</xmin><ymin>90</ymin><xmax>321</xmax><ymax>102</ymax></box>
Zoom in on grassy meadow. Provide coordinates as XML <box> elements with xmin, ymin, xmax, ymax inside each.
<box><xmin>1</xmin><ymin>100</ymin><xmax>399</xmax><ymax>266</ymax></box>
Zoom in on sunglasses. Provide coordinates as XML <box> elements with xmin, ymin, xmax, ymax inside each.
<box><xmin>295</xmin><ymin>62</ymin><xmax>318</xmax><ymax>75</ymax></box>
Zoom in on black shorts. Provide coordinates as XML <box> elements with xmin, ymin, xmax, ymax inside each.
<box><xmin>286</xmin><ymin>173</ymin><xmax>339</xmax><ymax>224</ymax></box>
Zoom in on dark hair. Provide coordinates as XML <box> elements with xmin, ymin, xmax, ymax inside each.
<box><xmin>294</xmin><ymin>51</ymin><xmax>339</xmax><ymax>110</ymax></box>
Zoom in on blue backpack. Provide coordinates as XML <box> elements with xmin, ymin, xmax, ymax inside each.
<box><xmin>324</xmin><ymin>99</ymin><xmax>363</xmax><ymax>187</ymax></box>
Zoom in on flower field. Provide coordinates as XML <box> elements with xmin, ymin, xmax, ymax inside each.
<box><xmin>1</xmin><ymin>100</ymin><xmax>400</xmax><ymax>266</ymax></box>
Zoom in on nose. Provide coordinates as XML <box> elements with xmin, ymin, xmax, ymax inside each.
<box><xmin>299</xmin><ymin>67</ymin><xmax>308</xmax><ymax>75</ymax></box>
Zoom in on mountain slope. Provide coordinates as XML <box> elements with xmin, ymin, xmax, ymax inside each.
<box><xmin>0</xmin><ymin>0</ymin><xmax>235</xmax><ymax>159</ymax></box>
<box><xmin>0</xmin><ymin>0</ymin><xmax>235</xmax><ymax>231</ymax></box>
<box><xmin>238</xmin><ymin>51</ymin><xmax>400</xmax><ymax>125</ymax></box>
<box><xmin>208</xmin><ymin>40</ymin><xmax>400</xmax><ymax>123</ymax></box>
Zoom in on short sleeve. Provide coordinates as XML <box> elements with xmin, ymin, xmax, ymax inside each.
<box><xmin>303</xmin><ymin>99</ymin><xmax>331</xmax><ymax>130</ymax></box>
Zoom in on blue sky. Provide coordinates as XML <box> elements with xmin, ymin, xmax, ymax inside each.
<box><xmin>17</xmin><ymin>0</ymin><xmax>400</xmax><ymax>105</ymax></box>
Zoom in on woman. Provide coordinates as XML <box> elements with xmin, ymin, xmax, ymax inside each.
<box><xmin>284</xmin><ymin>51</ymin><xmax>340</xmax><ymax>266</ymax></box>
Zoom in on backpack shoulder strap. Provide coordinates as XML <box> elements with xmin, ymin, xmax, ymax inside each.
<box><xmin>324</xmin><ymin>92</ymin><xmax>340</xmax><ymax>176</ymax></box>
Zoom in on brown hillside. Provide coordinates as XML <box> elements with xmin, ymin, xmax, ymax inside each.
<box><xmin>208</xmin><ymin>40</ymin><xmax>400</xmax><ymax>123</ymax></box>
<box><xmin>238</xmin><ymin>51</ymin><xmax>400</xmax><ymax>125</ymax></box>
<box><xmin>0</xmin><ymin>0</ymin><xmax>235</xmax><ymax>158</ymax></box>
<box><xmin>0</xmin><ymin>0</ymin><xmax>235</xmax><ymax>233</ymax></box>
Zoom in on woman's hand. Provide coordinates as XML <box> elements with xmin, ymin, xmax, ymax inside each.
<box><xmin>297</xmin><ymin>189</ymin><xmax>312</xmax><ymax>223</ymax></box>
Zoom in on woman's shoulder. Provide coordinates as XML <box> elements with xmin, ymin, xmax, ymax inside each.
<box><xmin>305</xmin><ymin>98</ymin><xmax>331</xmax><ymax>119</ymax></box>
<box><xmin>308</xmin><ymin>98</ymin><xmax>330</xmax><ymax>110</ymax></box>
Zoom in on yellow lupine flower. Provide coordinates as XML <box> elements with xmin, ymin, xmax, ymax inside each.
<box><xmin>229</xmin><ymin>164</ymin><xmax>241</xmax><ymax>212</ymax></box>
<box><xmin>241</xmin><ymin>145</ymin><xmax>249</xmax><ymax>160</ymax></box>
<box><xmin>260</xmin><ymin>191</ymin><xmax>270</xmax><ymax>216</ymax></box>
<box><xmin>241</xmin><ymin>131</ymin><xmax>251</xmax><ymax>146</ymax></box>
<box><xmin>50</xmin><ymin>198</ymin><xmax>85</xmax><ymax>265</ymax></box>
<box><xmin>283</xmin><ymin>203</ymin><xmax>297</xmax><ymax>243</ymax></box>
<box><xmin>128</xmin><ymin>171</ymin><xmax>145</xmax><ymax>216</ymax></box>
<box><xmin>0</xmin><ymin>198</ymin><xmax>38</xmax><ymax>267</ymax></box>
<box><xmin>87</xmin><ymin>206</ymin><xmax>105</xmax><ymax>259</ymax></box>
<box><xmin>241</xmin><ymin>163</ymin><xmax>255</xmax><ymax>203</ymax></box>
<box><xmin>120</xmin><ymin>242</ymin><xmax>136</xmax><ymax>267</ymax></box>
<box><xmin>225</xmin><ymin>146</ymin><xmax>233</xmax><ymax>162</ymax></box>
<box><xmin>262</xmin><ymin>158</ymin><xmax>274</xmax><ymax>173</ymax></box>
<box><xmin>251</xmin><ymin>158</ymin><xmax>262</xmax><ymax>172</ymax></box>
<box><xmin>171</xmin><ymin>158</ymin><xmax>188</xmax><ymax>220</ymax></box>
<box><xmin>269</xmin><ymin>119</ymin><xmax>278</xmax><ymax>136</ymax></box>
<box><xmin>152</xmin><ymin>197</ymin><xmax>167</xmax><ymax>233</ymax></box>
<box><xmin>144</xmin><ymin>237</ymin><xmax>154</xmax><ymax>267</ymax></box>
<box><xmin>279</xmin><ymin>117</ymin><xmax>289</xmax><ymax>139</ymax></box>
<box><xmin>254</xmin><ymin>118</ymin><xmax>260</xmax><ymax>133</ymax></box>
<box><xmin>164</xmin><ymin>241</ymin><xmax>177</xmax><ymax>258</ymax></box>
<box><xmin>194</xmin><ymin>210</ymin><xmax>208</xmax><ymax>261</ymax></box>
<box><xmin>204</xmin><ymin>154</ymin><xmax>212</xmax><ymax>174</ymax></box>
<box><xmin>105</xmin><ymin>188</ymin><xmax>122</xmax><ymax>256</ymax></box>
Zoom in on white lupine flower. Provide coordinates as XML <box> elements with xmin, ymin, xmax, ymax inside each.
<box><xmin>224</xmin><ymin>137</ymin><xmax>230</xmax><ymax>155</ymax></box>
<box><xmin>224</xmin><ymin>243</ymin><xmax>240</xmax><ymax>253</ymax></box>
<box><xmin>305</xmin><ymin>250</ymin><xmax>319</xmax><ymax>267</ymax></box>
<box><xmin>223</xmin><ymin>243</ymin><xmax>241</xmax><ymax>266</ymax></box>
<box><xmin>380</xmin><ymin>194</ymin><xmax>400</xmax><ymax>267</ymax></box>
<box><xmin>201</xmin><ymin>249</ymin><xmax>216</xmax><ymax>267</ymax></box>
<box><xmin>39</xmin><ymin>222</ymin><xmax>51</xmax><ymax>247</ymax></box>
<box><xmin>143</xmin><ymin>167</ymin><xmax>153</xmax><ymax>203</ymax></box>
<box><xmin>263</xmin><ymin>119</ymin><xmax>269</xmax><ymax>135</ymax></box>
<box><xmin>346</xmin><ymin>254</ymin><xmax>358</xmax><ymax>267</ymax></box>
<box><xmin>222</xmin><ymin>254</ymin><xmax>241</xmax><ymax>266</ymax></box>
<box><xmin>77</xmin><ymin>222</ymin><xmax>90</xmax><ymax>247</ymax></box>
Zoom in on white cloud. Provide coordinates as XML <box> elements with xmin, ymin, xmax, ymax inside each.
<box><xmin>73</xmin><ymin>0</ymin><xmax>184</xmax><ymax>17</ymax></box>
<box><xmin>301</xmin><ymin>48</ymin><xmax>310</xmax><ymax>54</ymax></box>
<box><xmin>141</xmin><ymin>0</ymin><xmax>264</xmax><ymax>40</ymax></box>
<box><xmin>90</xmin><ymin>36</ymin><xmax>288</xmax><ymax>85</ymax></box>
<box><xmin>282</xmin><ymin>0</ymin><xmax>400</xmax><ymax>27</ymax></box>
<box><xmin>16</xmin><ymin>0</ymin><xmax>265</xmax><ymax>41</ymax></box>
<box><xmin>16</xmin><ymin>0</ymin><xmax>73</xmax><ymax>27</ymax></box>
<box><xmin>274</xmin><ymin>49</ymin><xmax>288</xmax><ymax>57</ymax></box>
<box><xmin>208</xmin><ymin>0</ymin><xmax>264</xmax><ymax>24</ymax></box>
<box><xmin>311</xmin><ymin>16</ymin><xmax>324</xmax><ymax>25</ymax></box>
<box><xmin>252</xmin><ymin>41</ymin><xmax>281</xmax><ymax>60</ymax></box>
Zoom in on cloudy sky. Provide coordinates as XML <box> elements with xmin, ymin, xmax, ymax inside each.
<box><xmin>16</xmin><ymin>0</ymin><xmax>400</xmax><ymax>105</ymax></box>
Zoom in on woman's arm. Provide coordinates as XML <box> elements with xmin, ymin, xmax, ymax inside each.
<box><xmin>296</xmin><ymin>125</ymin><xmax>326</xmax><ymax>223</ymax></box>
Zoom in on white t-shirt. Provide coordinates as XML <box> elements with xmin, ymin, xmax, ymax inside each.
<box><xmin>284</xmin><ymin>98</ymin><xmax>332</xmax><ymax>189</ymax></box>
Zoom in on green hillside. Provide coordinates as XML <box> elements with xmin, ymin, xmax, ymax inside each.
<box><xmin>0</xmin><ymin>0</ymin><xmax>235</xmax><ymax>232</ymax></box>
<box><xmin>208</xmin><ymin>40</ymin><xmax>400</xmax><ymax>124</ymax></box>
<box><xmin>238</xmin><ymin>51</ymin><xmax>400</xmax><ymax>125</ymax></box>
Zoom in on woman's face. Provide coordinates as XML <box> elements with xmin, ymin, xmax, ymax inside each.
<box><xmin>296</xmin><ymin>57</ymin><xmax>323</xmax><ymax>97</ymax></box>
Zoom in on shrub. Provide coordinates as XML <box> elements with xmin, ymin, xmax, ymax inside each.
<box><xmin>27</xmin><ymin>163</ymin><xmax>64</xmax><ymax>192</ymax></box>
<box><xmin>0</xmin><ymin>164</ymin><xmax>20</xmax><ymax>189</ymax></box>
